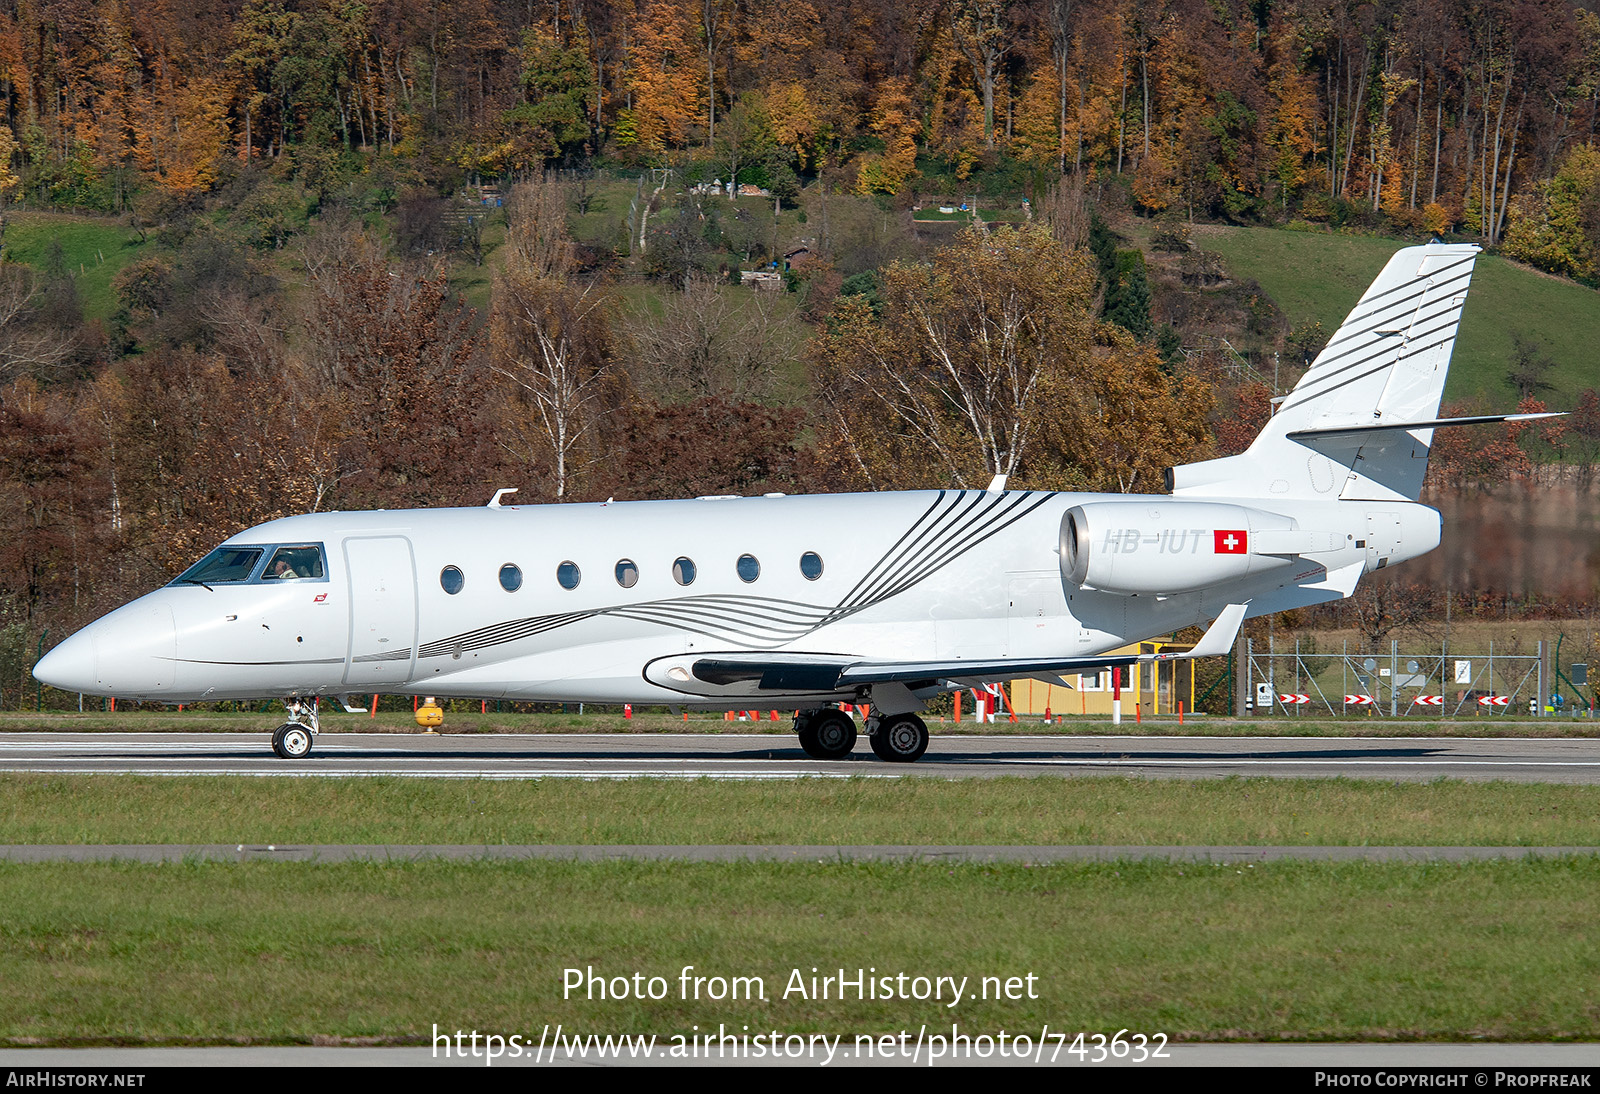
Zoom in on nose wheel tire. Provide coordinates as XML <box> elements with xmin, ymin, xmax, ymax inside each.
<box><xmin>870</xmin><ymin>713</ymin><xmax>929</xmax><ymax>763</ymax></box>
<box><xmin>797</xmin><ymin>709</ymin><xmax>857</xmax><ymax>760</ymax></box>
<box><xmin>271</xmin><ymin>723</ymin><xmax>313</xmax><ymax>759</ymax></box>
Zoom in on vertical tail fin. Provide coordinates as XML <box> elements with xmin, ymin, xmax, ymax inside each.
<box><xmin>1171</xmin><ymin>242</ymin><xmax>1480</xmax><ymax>502</ymax></box>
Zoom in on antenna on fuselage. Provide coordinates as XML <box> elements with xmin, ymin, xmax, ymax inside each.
<box><xmin>486</xmin><ymin>487</ymin><xmax>519</xmax><ymax>508</ymax></box>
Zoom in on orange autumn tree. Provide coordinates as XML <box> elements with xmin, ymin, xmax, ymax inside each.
<box><xmin>136</xmin><ymin>73</ymin><xmax>231</xmax><ymax>198</ymax></box>
<box><xmin>854</xmin><ymin>78</ymin><xmax>920</xmax><ymax>195</ymax></box>
<box><xmin>624</xmin><ymin>0</ymin><xmax>705</xmax><ymax>154</ymax></box>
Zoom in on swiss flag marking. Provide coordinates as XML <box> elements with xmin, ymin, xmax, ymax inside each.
<box><xmin>1214</xmin><ymin>529</ymin><xmax>1248</xmax><ymax>554</ymax></box>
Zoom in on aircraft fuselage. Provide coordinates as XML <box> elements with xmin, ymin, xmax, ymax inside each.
<box><xmin>39</xmin><ymin>488</ymin><xmax>1438</xmax><ymax>709</ymax></box>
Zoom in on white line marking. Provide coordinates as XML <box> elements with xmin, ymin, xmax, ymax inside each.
<box><xmin>994</xmin><ymin>758</ymin><xmax>1600</xmax><ymax>767</ymax></box>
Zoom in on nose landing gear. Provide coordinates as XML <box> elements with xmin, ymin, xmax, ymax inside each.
<box><xmin>271</xmin><ymin>698</ymin><xmax>318</xmax><ymax>759</ymax></box>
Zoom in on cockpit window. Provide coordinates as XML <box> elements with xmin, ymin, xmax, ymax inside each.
<box><xmin>171</xmin><ymin>543</ymin><xmax>329</xmax><ymax>587</ymax></box>
<box><xmin>264</xmin><ymin>545</ymin><xmax>326</xmax><ymax>580</ymax></box>
<box><xmin>174</xmin><ymin>546</ymin><xmax>263</xmax><ymax>586</ymax></box>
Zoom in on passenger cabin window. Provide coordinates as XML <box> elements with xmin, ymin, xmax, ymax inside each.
<box><xmin>265</xmin><ymin>545</ymin><xmax>326</xmax><ymax>580</ymax></box>
<box><xmin>499</xmin><ymin>563</ymin><xmax>523</xmax><ymax>592</ymax></box>
<box><xmin>615</xmin><ymin>559</ymin><xmax>639</xmax><ymax>588</ymax></box>
<box><xmin>737</xmin><ymin>554</ymin><xmax>760</xmax><ymax>582</ymax></box>
<box><xmin>557</xmin><ymin>561</ymin><xmax>581</xmax><ymax>590</ymax></box>
<box><xmin>673</xmin><ymin>557</ymin><xmax>696</xmax><ymax>586</ymax></box>
<box><xmin>800</xmin><ymin>552</ymin><xmax>824</xmax><ymax>580</ymax></box>
<box><xmin>441</xmin><ymin>566</ymin><xmax>465</xmax><ymax>594</ymax></box>
<box><xmin>174</xmin><ymin>546</ymin><xmax>262</xmax><ymax>586</ymax></box>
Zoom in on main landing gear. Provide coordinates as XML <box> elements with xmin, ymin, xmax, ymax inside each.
<box><xmin>795</xmin><ymin>708</ymin><xmax>856</xmax><ymax>760</ymax></box>
<box><xmin>271</xmin><ymin>698</ymin><xmax>318</xmax><ymax>759</ymax></box>
<box><xmin>868</xmin><ymin>712</ymin><xmax>929</xmax><ymax>763</ymax></box>
<box><xmin>794</xmin><ymin>708</ymin><xmax>930</xmax><ymax>763</ymax></box>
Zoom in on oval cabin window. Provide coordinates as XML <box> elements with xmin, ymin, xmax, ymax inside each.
<box><xmin>800</xmin><ymin>552</ymin><xmax>823</xmax><ymax>580</ymax></box>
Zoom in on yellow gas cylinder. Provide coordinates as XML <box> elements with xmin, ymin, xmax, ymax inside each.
<box><xmin>415</xmin><ymin>698</ymin><xmax>444</xmax><ymax>730</ymax></box>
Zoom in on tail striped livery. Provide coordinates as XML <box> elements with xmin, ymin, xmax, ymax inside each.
<box><xmin>1171</xmin><ymin>243</ymin><xmax>1554</xmax><ymax>502</ymax></box>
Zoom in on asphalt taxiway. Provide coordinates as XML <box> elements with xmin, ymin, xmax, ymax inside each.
<box><xmin>1</xmin><ymin>731</ymin><xmax>1598</xmax><ymax>781</ymax></box>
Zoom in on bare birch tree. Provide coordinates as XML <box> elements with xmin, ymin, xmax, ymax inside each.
<box><xmin>0</xmin><ymin>266</ymin><xmax>78</xmax><ymax>384</ymax></box>
<box><xmin>810</xmin><ymin>225</ymin><xmax>1095</xmax><ymax>488</ymax></box>
<box><xmin>492</xmin><ymin>182</ymin><xmax>622</xmax><ymax>500</ymax></box>
<box><xmin>504</xmin><ymin>174</ymin><xmax>573</xmax><ymax>280</ymax></box>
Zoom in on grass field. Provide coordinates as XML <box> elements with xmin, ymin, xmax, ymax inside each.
<box><xmin>1</xmin><ymin>774</ymin><xmax>1597</xmax><ymax>846</ymax></box>
<box><xmin>0</xmin><ymin>857</ymin><xmax>1596</xmax><ymax>1044</ymax></box>
<box><xmin>2</xmin><ymin>211</ymin><xmax>152</xmax><ymax>320</ymax></box>
<box><xmin>1198</xmin><ymin>225</ymin><xmax>1600</xmax><ymax>406</ymax></box>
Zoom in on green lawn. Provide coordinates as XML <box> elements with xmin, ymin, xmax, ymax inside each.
<box><xmin>1200</xmin><ymin>225</ymin><xmax>1600</xmax><ymax>406</ymax></box>
<box><xmin>1</xmin><ymin>210</ymin><xmax>151</xmax><ymax>320</ymax></box>
<box><xmin>2</xmin><ymin>774</ymin><xmax>1597</xmax><ymax>846</ymax></box>
<box><xmin>0</xmin><ymin>858</ymin><xmax>1597</xmax><ymax>1044</ymax></box>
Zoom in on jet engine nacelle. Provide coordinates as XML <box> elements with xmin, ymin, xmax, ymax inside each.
<box><xmin>1060</xmin><ymin>501</ymin><xmax>1301</xmax><ymax>596</ymax></box>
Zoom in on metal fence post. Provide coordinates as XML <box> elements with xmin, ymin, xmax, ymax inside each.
<box><xmin>1246</xmin><ymin>638</ymin><xmax>1253</xmax><ymax>717</ymax></box>
<box><xmin>1390</xmin><ymin>639</ymin><xmax>1398</xmax><ymax>717</ymax></box>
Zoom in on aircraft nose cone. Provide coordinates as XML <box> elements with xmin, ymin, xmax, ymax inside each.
<box><xmin>92</xmin><ymin>602</ymin><xmax>177</xmax><ymax>695</ymax></box>
<box><xmin>33</xmin><ymin>631</ymin><xmax>94</xmax><ymax>693</ymax></box>
<box><xmin>39</xmin><ymin>601</ymin><xmax>178</xmax><ymax>697</ymax></box>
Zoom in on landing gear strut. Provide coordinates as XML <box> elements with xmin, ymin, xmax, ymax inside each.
<box><xmin>271</xmin><ymin>698</ymin><xmax>318</xmax><ymax>759</ymax></box>
<box><xmin>869</xmin><ymin>712</ymin><xmax>929</xmax><ymax>763</ymax></box>
<box><xmin>795</xmin><ymin>708</ymin><xmax>857</xmax><ymax>760</ymax></box>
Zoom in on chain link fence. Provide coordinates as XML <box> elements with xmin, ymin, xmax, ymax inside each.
<box><xmin>1241</xmin><ymin>637</ymin><xmax>1590</xmax><ymax>717</ymax></box>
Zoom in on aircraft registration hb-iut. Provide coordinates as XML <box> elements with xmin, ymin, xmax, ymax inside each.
<box><xmin>35</xmin><ymin>242</ymin><xmax>1556</xmax><ymax>761</ymax></box>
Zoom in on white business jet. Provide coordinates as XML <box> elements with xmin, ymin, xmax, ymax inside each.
<box><xmin>34</xmin><ymin>242</ymin><xmax>1553</xmax><ymax>761</ymax></box>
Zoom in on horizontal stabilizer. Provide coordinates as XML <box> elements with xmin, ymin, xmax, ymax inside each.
<box><xmin>1183</xmin><ymin>603</ymin><xmax>1247</xmax><ymax>659</ymax></box>
<box><xmin>1287</xmin><ymin>412</ymin><xmax>1564</xmax><ymax>441</ymax></box>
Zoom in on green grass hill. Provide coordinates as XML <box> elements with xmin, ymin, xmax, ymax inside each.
<box><xmin>2</xmin><ymin>211</ymin><xmax>151</xmax><ymax>321</ymax></box>
<box><xmin>1201</xmin><ymin>225</ymin><xmax>1600</xmax><ymax>408</ymax></box>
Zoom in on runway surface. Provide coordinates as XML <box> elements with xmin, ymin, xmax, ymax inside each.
<box><xmin>2</xmin><ymin>731</ymin><xmax>1600</xmax><ymax>781</ymax></box>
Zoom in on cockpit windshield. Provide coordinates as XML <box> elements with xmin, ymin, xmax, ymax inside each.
<box><xmin>174</xmin><ymin>546</ymin><xmax>263</xmax><ymax>586</ymax></box>
<box><xmin>170</xmin><ymin>543</ymin><xmax>327</xmax><ymax>587</ymax></box>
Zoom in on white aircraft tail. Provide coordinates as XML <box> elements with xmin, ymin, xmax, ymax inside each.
<box><xmin>1171</xmin><ymin>242</ymin><xmax>1482</xmax><ymax>503</ymax></box>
